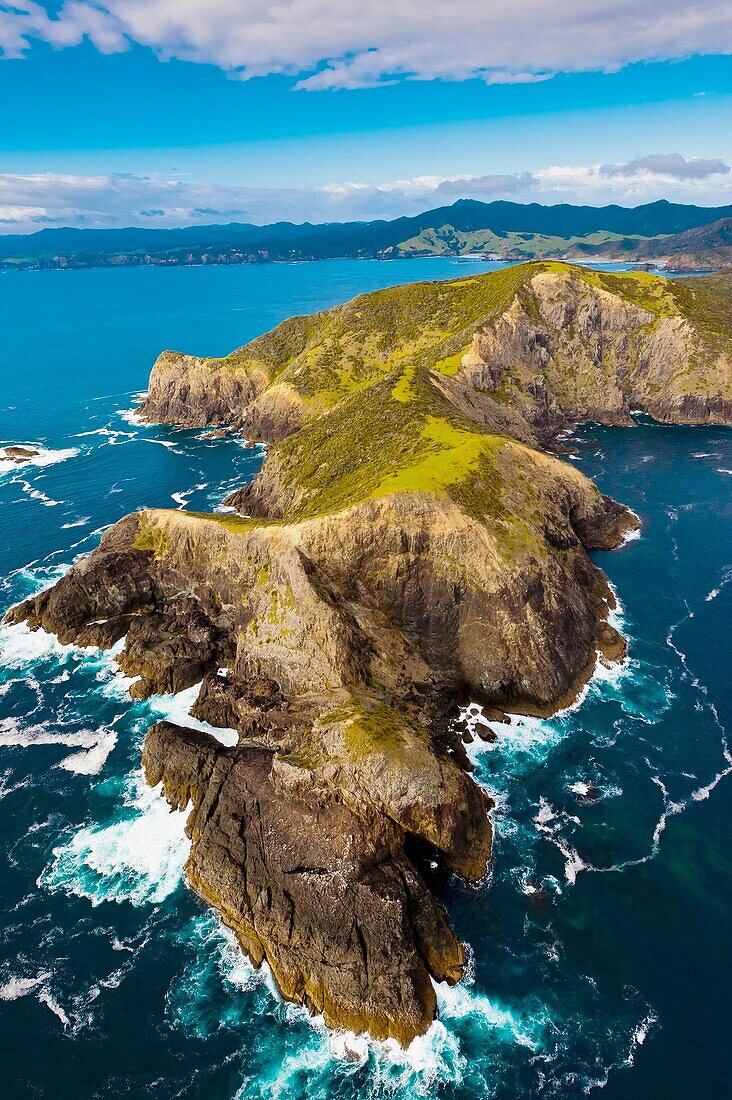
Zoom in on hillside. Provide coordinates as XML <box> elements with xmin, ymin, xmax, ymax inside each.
<box><xmin>10</xmin><ymin>263</ymin><xmax>732</xmax><ymax>1046</ymax></box>
<box><xmin>141</xmin><ymin>262</ymin><xmax>732</xmax><ymax>444</ymax></box>
<box><xmin>2</xmin><ymin>198</ymin><xmax>732</xmax><ymax>271</ymax></box>
<box><xmin>608</xmin><ymin>217</ymin><xmax>732</xmax><ymax>271</ymax></box>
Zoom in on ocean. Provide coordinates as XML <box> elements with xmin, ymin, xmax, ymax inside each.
<box><xmin>0</xmin><ymin>258</ymin><xmax>730</xmax><ymax>1098</ymax></box>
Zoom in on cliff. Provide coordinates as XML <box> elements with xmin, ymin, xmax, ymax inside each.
<box><xmin>140</xmin><ymin>264</ymin><xmax>732</xmax><ymax>439</ymax></box>
<box><xmin>9</xmin><ymin>262</ymin><xmax>731</xmax><ymax>1045</ymax></box>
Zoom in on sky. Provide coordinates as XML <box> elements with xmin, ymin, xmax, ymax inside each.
<box><xmin>0</xmin><ymin>1</ymin><xmax>731</xmax><ymax>232</ymax></box>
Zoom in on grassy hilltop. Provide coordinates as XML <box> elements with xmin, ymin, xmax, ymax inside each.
<box><xmin>140</xmin><ymin>262</ymin><xmax>731</xmax><ymax>531</ymax></box>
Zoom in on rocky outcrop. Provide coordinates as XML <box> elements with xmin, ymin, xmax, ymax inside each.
<box><xmin>9</xmin><ymin>262</ymin><xmax>731</xmax><ymax>1046</ymax></box>
<box><xmin>1</xmin><ymin>445</ymin><xmax>41</xmax><ymax>464</ymax></box>
<box><xmin>142</xmin><ymin>721</ymin><xmax>466</xmax><ymax>1045</ymax></box>
<box><xmin>139</xmin><ymin>266</ymin><xmax>732</xmax><ymax>445</ymax></box>
<box><xmin>450</xmin><ymin>270</ymin><xmax>732</xmax><ymax>437</ymax></box>
<box><xmin>8</xmin><ymin>465</ymin><xmax>628</xmax><ymax>1041</ymax></box>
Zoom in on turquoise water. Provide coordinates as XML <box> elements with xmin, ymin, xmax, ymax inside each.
<box><xmin>0</xmin><ymin>259</ymin><xmax>730</xmax><ymax>1098</ymax></box>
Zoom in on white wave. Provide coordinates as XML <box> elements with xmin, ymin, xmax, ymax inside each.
<box><xmin>0</xmin><ymin>715</ymin><xmax>117</xmax><ymax>775</ymax></box>
<box><xmin>465</xmin><ymin>710</ymin><xmax>563</xmax><ymax>764</ymax></box>
<box><xmin>462</xmin><ymin>642</ymin><xmax>629</xmax><ymax>770</ymax></box>
<box><xmin>705</xmin><ymin>565</ymin><xmax>731</xmax><ymax>603</ymax></box>
<box><xmin>435</xmin><ymin>978</ymin><xmax>543</xmax><ymax>1049</ymax></box>
<box><xmin>0</xmin><ymin>970</ymin><xmax>77</xmax><ymax>1032</ymax></box>
<box><xmin>143</xmin><ymin>438</ymin><xmax>180</xmax><ymax>451</ymax></box>
<box><xmin>58</xmin><ymin>729</ymin><xmax>118</xmax><ymax>775</ymax></box>
<box><xmin>147</xmin><ymin>682</ymin><xmax>238</xmax><ymax>747</ymax></box>
<box><xmin>0</xmin><ymin>716</ymin><xmax>95</xmax><ymax>750</ymax></box>
<box><xmin>0</xmin><ymin>971</ymin><xmax>50</xmax><ymax>1000</ymax></box>
<box><xmin>0</xmin><ymin>767</ymin><xmax>32</xmax><ymax>800</ymax></box>
<box><xmin>717</xmin><ymin>468</ymin><xmax>732</xmax><ymax>475</ymax></box>
<box><xmin>258</xmin><ymin>977</ymin><xmax>545</xmax><ymax>1100</ymax></box>
<box><xmin>19</xmin><ymin>480</ymin><xmax>62</xmax><ymax>507</ymax></box>
<box><xmin>171</xmin><ymin>483</ymin><xmax>207</xmax><ymax>509</ymax></box>
<box><xmin>580</xmin><ymin>1009</ymin><xmax>659</xmax><ymax>1092</ymax></box>
<box><xmin>568</xmin><ymin>778</ymin><xmax>622</xmax><ymax>804</ymax></box>
<box><xmin>38</xmin><ymin>989</ymin><xmax>70</xmax><ymax>1027</ymax></box>
<box><xmin>619</xmin><ymin>517</ymin><xmax>642</xmax><ymax>545</ymax></box>
<box><xmin>533</xmin><ymin>799</ymin><xmax>588</xmax><ymax>885</ymax></box>
<box><xmin>190</xmin><ymin>904</ymin><xmax>545</xmax><ymax>1100</ymax></box>
<box><xmin>61</xmin><ymin>516</ymin><xmax>91</xmax><ymax>529</ymax></box>
<box><xmin>0</xmin><ymin>444</ymin><xmax>79</xmax><ymax>473</ymax></box>
<box><xmin>117</xmin><ymin>393</ymin><xmax>147</xmax><ymax>426</ymax></box>
<box><xmin>39</xmin><ymin>773</ymin><xmax>190</xmax><ymax>907</ymax></box>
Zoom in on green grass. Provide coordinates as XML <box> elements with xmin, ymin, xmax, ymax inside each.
<box><xmin>319</xmin><ymin>699</ymin><xmax>421</xmax><ymax>758</ymax></box>
<box><xmin>147</xmin><ymin>262</ymin><xmax>730</xmax><ymax>547</ymax></box>
<box><xmin>393</xmin><ymin>224</ymin><xmax>660</xmax><ymax>259</ymax></box>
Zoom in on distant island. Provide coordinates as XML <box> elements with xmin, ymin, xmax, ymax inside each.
<box><xmin>2</xmin><ymin>198</ymin><xmax>731</xmax><ymax>274</ymax></box>
<box><xmin>9</xmin><ymin>261</ymin><xmax>732</xmax><ymax>1045</ymax></box>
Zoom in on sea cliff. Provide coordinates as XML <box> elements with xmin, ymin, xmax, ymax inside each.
<box><xmin>9</xmin><ymin>263</ymin><xmax>731</xmax><ymax>1044</ymax></box>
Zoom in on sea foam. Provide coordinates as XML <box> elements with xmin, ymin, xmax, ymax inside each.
<box><xmin>39</xmin><ymin>773</ymin><xmax>189</xmax><ymax>907</ymax></box>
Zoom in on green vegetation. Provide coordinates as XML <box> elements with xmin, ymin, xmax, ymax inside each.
<box><xmin>210</xmin><ymin>263</ymin><xmax>531</xmax><ymax>410</ymax></box>
<box><xmin>156</xmin><ymin>262</ymin><xmax>729</xmax><ymax>553</ymax></box>
<box><xmin>320</xmin><ymin>699</ymin><xmax>422</xmax><ymax>758</ymax></box>
<box><xmin>393</xmin><ymin>224</ymin><xmax>663</xmax><ymax>260</ymax></box>
<box><xmin>133</xmin><ymin>517</ymin><xmax>169</xmax><ymax>558</ymax></box>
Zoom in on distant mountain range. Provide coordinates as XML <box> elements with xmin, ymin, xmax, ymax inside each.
<box><xmin>2</xmin><ymin>198</ymin><xmax>731</xmax><ymax>272</ymax></box>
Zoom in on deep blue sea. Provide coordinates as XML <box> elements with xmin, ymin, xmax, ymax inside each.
<box><xmin>0</xmin><ymin>259</ymin><xmax>730</xmax><ymax>1099</ymax></box>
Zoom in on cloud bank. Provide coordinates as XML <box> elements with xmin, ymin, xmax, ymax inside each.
<box><xmin>1</xmin><ymin>1</ymin><xmax>731</xmax><ymax>88</ymax></box>
<box><xmin>0</xmin><ymin>155</ymin><xmax>730</xmax><ymax>234</ymax></box>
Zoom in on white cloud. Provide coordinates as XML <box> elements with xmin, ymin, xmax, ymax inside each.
<box><xmin>0</xmin><ymin>159</ymin><xmax>730</xmax><ymax>235</ymax></box>
<box><xmin>0</xmin><ymin>1</ymin><xmax>730</xmax><ymax>88</ymax></box>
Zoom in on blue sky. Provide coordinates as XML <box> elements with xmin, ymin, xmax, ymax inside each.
<box><xmin>0</xmin><ymin>1</ymin><xmax>731</xmax><ymax>230</ymax></box>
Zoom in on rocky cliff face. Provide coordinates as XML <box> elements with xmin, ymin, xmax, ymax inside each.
<box><xmin>140</xmin><ymin>265</ymin><xmax>732</xmax><ymax>441</ymax></box>
<box><xmin>10</xmin><ymin>262</ymin><xmax>731</xmax><ymax>1046</ymax></box>
<box><xmin>452</xmin><ymin>270</ymin><xmax>732</xmax><ymax>434</ymax></box>
<box><xmin>7</xmin><ymin>465</ymin><xmax>628</xmax><ymax>1041</ymax></box>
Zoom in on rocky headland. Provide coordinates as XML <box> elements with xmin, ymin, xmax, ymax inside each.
<box><xmin>9</xmin><ymin>263</ymin><xmax>732</xmax><ymax>1045</ymax></box>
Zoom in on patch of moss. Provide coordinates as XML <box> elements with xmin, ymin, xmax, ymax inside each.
<box><xmin>324</xmin><ymin>699</ymin><xmax>420</xmax><ymax>758</ymax></box>
<box><xmin>133</xmin><ymin>516</ymin><xmax>169</xmax><ymax>559</ymax></box>
<box><xmin>432</xmin><ymin>348</ymin><xmax>469</xmax><ymax>377</ymax></box>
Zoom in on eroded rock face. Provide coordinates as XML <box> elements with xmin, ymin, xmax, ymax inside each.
<box><xmin>456</xmin><ymin>272</ymin><xmax>732</xmax><ymax>437</ymax></box>
<box><xmin>139</xmin><ymin>269</ymin><xmax>732</xmax><ymax>446</ymax></box>
<box><xmin>7</xmin><ymin>471</ymin><xmax>624</xmax><ymax>1043</ymax></box>
<box><xmin>141</xmin><ymin>352</ymin><xmax>305</xmax><ymax>441</ymax></box>
<box><xmin>143</xmin><ymin>721</ymin><xmax>466</xmax><ymax>1045</ymax></box>
<box><xmin>11</xmin><ymin>263</ymin><xmax>729</xmax><ymax>1047</ymax></box>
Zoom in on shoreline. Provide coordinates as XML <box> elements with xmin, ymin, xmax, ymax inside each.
<box><xmin>2</xmin><ymin>251</ymin><xmax>725</xmax><ymax>277</ymax></box>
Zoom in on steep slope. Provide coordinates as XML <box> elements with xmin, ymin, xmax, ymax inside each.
<box><xmin>616</xmin><ymin>217</ymin><xmax>732</xmax><ymax>272</ymax></box>
<box><xmin>141</xmin><ymin>263</ymin><xmax>732</xmax><ymax>439</ymax></box>
<box><xmin>9</xmin><ymin>263</ymin><xmax>731</xmax><ymax>1045</ymax></box>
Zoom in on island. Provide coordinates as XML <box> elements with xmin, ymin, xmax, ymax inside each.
<box><xmin>8</xmin><ymin>262</ymin><xmax>732</xmax><ymax>1045</ymax></box>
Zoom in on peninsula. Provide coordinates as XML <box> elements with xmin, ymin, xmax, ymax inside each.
<box><xmin>9</xmin><ymin>262</ymin><xmax>732</xmax><ymax>1045</ymax></box>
